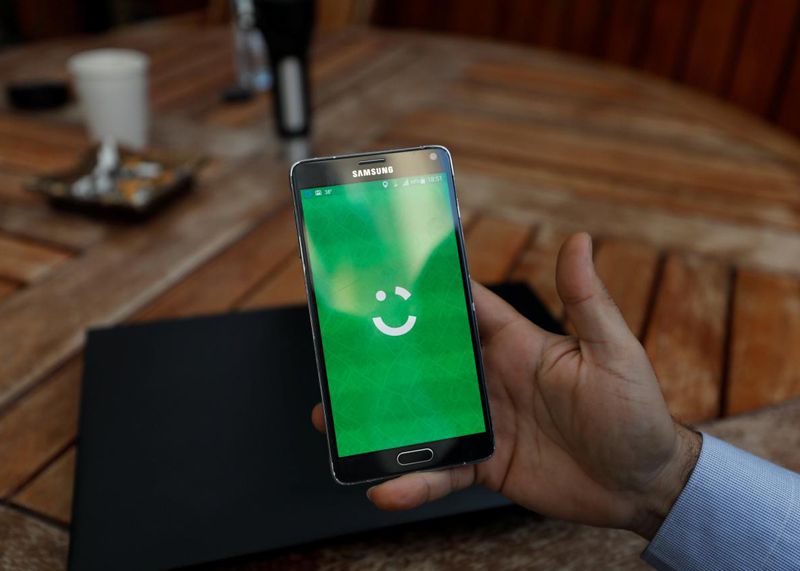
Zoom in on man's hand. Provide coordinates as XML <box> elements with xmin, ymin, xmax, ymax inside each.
<box><xmin>311</xmin><ymin>233</ymin><xmax>700</xmax><ymax>540</ymax></box>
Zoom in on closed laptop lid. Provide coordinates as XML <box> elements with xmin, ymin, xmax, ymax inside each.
<box><xmin>69</xmin><ymin>283</ymin><xmax>558</xmax><ymax>570</ymax></box>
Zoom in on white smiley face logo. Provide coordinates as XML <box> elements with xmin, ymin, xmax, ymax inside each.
<box><xmin>372</xmin><ymin>286</ymin><xmax>417</xmax><ymax>336</ymax></box>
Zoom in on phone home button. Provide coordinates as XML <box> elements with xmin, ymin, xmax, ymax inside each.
<box><xmin>397</xmin><ymin>448</ymin><xmax>434</xmax><ymax>466</ymax></box>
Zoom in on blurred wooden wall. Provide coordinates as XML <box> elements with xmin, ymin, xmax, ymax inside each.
<box><xmin>317</xmin><ymin>0</ymin><xmax>376</xmax><ymax>29</ymax></box>
<box><xmin>371</xmin><ymin>0</ymin><xmax>800</xmax><ymax>138</ymax></box>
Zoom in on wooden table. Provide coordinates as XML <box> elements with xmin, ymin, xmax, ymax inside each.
<box><xmin>2</xmin><ymin>15</ymin><xmax>800</xmax><ymax>569</ymax></box>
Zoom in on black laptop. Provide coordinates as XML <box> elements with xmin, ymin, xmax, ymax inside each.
<box><xmin>68</xmin><ymin>283</ymin><xmax>562</xmax><ymax>570</ymax></box>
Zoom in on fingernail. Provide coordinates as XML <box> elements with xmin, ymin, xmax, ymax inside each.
<box><xmin>366</xmin><ymin>487</ymin><xmax>375</xmax><ymax>501</ymax></box>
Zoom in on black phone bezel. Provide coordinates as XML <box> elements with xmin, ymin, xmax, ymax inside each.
<box><xmin>290</xmin><ymin>145</ymin><xmax>494</xmax><ymax>485</ymax></box>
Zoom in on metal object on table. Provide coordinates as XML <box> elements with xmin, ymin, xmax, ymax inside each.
<box><xmin>26</xmin><ymin>142</ymin><xmax>204</xmax><ymax>218</ymax></box>
<box><xmin>254</xmin><ymin>0</ymin><xmax>314</xmax><ymax>162</ymax></box>
<box><xmin>225</xmin><ymin>0</ymin><xmax>272</xmax><ymax>103</ymax></box>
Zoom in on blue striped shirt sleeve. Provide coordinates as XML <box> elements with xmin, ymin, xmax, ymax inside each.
<box><xmin>642</xmin><ymin>433</ymin><xmax>800</xmax><ymax>571</ymax></box>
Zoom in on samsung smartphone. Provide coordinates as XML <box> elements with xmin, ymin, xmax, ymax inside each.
<box><xmin>290</xmin><ymin>146</ymin><xmax>494</xmax><ymax>484</ymax></box>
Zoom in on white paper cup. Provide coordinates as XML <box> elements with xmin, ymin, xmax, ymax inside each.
<box><xmin>68</xmin><ymin>49</ymin><xmax>149</xmax><ymax>149</ymax></box>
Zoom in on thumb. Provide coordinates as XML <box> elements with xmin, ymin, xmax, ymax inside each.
<box><xmin>367</xmin><ymin>465</ymin><xmax>476</xmax><ymax>510</ymax></box>
<box><xmin>556</xmin><ymin>233</ymin><xmax>635</xmax><ymax>349</ymax></box>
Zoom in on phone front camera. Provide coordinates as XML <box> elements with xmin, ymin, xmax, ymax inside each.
<box><xmin>429</xmin><ymin>152</ymin><xmax>437</xmax><ymax>160</ymax></box>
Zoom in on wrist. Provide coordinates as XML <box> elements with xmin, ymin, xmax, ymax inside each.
<box><xmin>631</xmin><ymin>424</ymin><xmax>702</xmax><ymax>540</ymax></box>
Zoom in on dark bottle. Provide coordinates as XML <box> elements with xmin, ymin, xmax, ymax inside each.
<box><xmin>253</xmin><ymin>0</ymin><xmax>314</xmax><ymax>157</ymax></box>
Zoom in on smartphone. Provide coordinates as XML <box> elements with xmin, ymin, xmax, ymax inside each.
<box><xmin>290</xmin><ymin>146</ymin><xmax>494</xmax><ymax>484</ymax></box>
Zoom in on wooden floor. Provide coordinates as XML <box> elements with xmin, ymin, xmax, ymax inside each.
<box><xmin>2</xmin><ymin>15</ymin><xmax>800</xmax><ymax>569</ymax></box>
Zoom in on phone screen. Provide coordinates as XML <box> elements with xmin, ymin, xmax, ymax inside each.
<box><xmin>300</xmin><ymin>172</ymin><xmax>486</xmax><ymax>458</ymax></box>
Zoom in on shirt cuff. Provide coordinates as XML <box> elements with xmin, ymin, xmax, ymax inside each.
<box><xmin>641</xmin><ymin>433</ymin><xmax>800</xmax><ymax>571</ymax></box>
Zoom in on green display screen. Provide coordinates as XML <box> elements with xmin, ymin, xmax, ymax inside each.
<box><xmin>300</xmin><ymin>173</ymin><xmax>486</xmax><ymax>457</ymax></box>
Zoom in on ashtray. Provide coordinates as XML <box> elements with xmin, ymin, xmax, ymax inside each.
<box><xmin>26</xmin><ymin>142</ymin><xmax>204</xmax><ymax>219</ymax></box>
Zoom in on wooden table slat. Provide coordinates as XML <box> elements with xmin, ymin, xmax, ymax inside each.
<box><xmin>203</xmin><ymin>92</ymin><xmax>272</xmax><ymax>129</ymax></box>
<box><xmin>388</xmin><ymin>109</ymin><xmax>800</xmax><ymax>204</ymax></box>
<box><xmin>444</xmin><ymin>81</ymin><xmax>766</xmax><ymax>162</ymax></box>
<box><xmin>463</xmin><ymin>61</ymin><xmax>646</xmax><ymax>100</ymax></box>
<box><xmin>0</xmin><ymin>234</ymin><xmax>71</xmax><ymax>284</ymax></box>
<box><xmin>0</xmin><ymin>138</ymin><xmax>82</xmax><ymax>177</ymax></box>
<box><xmin>0</xmin><ymin>172</ymin><xmax>37</xmax><ymax>203</ymax></box>
<box><xmin>727</xmin><ymin>269</ymin><xmax>800</xmax><ymax>415</ymax></box>
<box><xmin>12</xmin><ymin>448</ymin><xmax>75</xmax><ymax>524</ymax></box>
<box><xmin>0</xmin><ymin>113</ymin><xmax>88</xmax><ymax>150</ymax></box>
<box><xmin>509</xmin><ymin>224</ymin><xmax>572</xmax><ymax>320</ymax></box>
<box><xmin>455</xmin><ymin>167</ymin><xmax>800</xmax><ymax>278</ymax></box>
<box><xmin>132</xmin><ymin>207</ymin><xmax>298</xmax><ymax>322</ymax></box>
<box><xmin>146</xmin><ymin>30</ymin><xmax>232</xmax><ymax>84</ymax></box>
<box><xmin>309</xmin><ymin>35</ymin><xmax>386</xmax><ymax>89</ymax></box>
<box><xmin>644</xmin><ymin>254</ymin><xmax>730</xmax><ymax>423</ymax></box>
<box><xmin>0</xmin><ymin>202</ymin><xmax>107</xmax><ymax>252</ymax></box>
<box><xmin>238</xmin><ymin>257</ymin><xmax>308</xmax><ymax>311</ymax></box>
<box><xmin>593</xmin><ymin>239</ymin><xmax>661</xmax><ymax>339</ymax></box>
<box><xmin>152</xmin><ymin>64</ymin><xmax>236</xmax><ymax>113</ymax></box>
<box><xmin>0</xmin><ymin>118</ymin><xmax>86</xmax><ymax>178</ymax></box>
<box><xmin>0</xmin><ymin>358</ymin><xmax>80</xmax><ymax>498</ymax></box>
<box><xmin>464</xmin><ymin>215</ymin><xmax>532</xmax><ymax>284</ymax></box>
<box><xmin>0</xmin><ymin>278</ymin><xmax>17</xmax><ymax>303</ymax></box>
<box><xmin>450</xmin><ymin>151</ymin><xmax>800</xmax><ymax>233</ymax></box>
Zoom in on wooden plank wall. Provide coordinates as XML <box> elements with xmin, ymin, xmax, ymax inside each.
<box><xmin>372</xmin><ymin>0</ymin><xmax>800</xmax><ymax>138</ymax></box>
